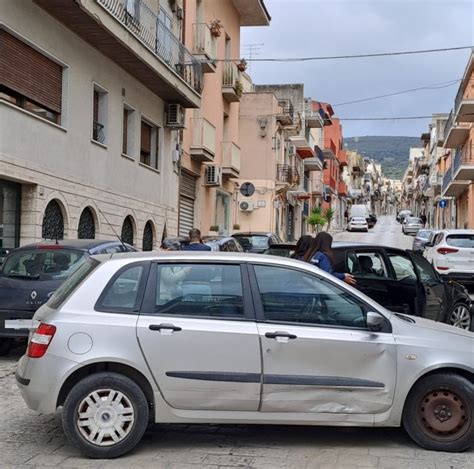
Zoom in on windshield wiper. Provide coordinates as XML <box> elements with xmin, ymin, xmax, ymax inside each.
<box><xmin>7</xmin><ymin>273</ymin><xmax>41</xmax><ymax>280</ymax></box>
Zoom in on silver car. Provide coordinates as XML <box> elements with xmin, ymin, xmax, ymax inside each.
<box><xmin>403</xmin><ymin>217</ymin><xmax>424</xmax><ymax>235</ymax></box>
<box><xmin>16</xmin><ymin>252</ymin><xmax>473</xmax><ymax>458</ymax></box>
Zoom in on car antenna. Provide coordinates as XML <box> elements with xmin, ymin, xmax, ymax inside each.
<box><xmin>96</xmin><ymin>207</ymin><xmax>127</xmax><ymax>251</ymax></box>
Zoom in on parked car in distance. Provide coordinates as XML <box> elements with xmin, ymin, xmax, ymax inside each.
<box><xmin>0</xmin><ymin>248</ymin><xmax>11</xmax><ymax>265</ymax></box>
<box><xmin>0</xmin><ymin>240</ymin><xmax>135</xmax><ymax>355</ymax></box>
<box><xmin>331</xmin><ymin>242</ymin><xmax>473</xmax><ymax>330</ymax></box>
<box><xmin>263</xmin><ymin>243</ymin><xmax>297</xmax><ymax>258</ymax></box>
<box><xmin>367</xmin><ymin>213</ymin><xmax>377</xmax><ymax>228</ymax></box>
<box><xmin>413</xmin><ymin>229</ymin><xmax>438</xmax><ymax>252</ymax></box>
<box><xmin>402</xmin><ymin>217</ymin><xmax>424</xmax><ymax>235</ymax></box>
<box><xmin>396</xmin><ymin>209</ymin><xmax>412</xmax><ymax>223</ymax></box>
<box><xmin>424</xmin><ymin>229</ymin><xmax>474</xmax><ymax>286</ymax></box>
<box><xmin>347</xmin><ymin>216</ymin><xmax>369</xmax><ymax>232</ymax></box>
<box><xmin>202</xmin><ymin>236</ymin><xmax>243</xmax><ymax>252</ymax></box>
<box><xmin>232</xmin><ymin>232</ymin><xmax>282</xmax><ymax>253</ymax></box>
<box><xmin>16</xmin><ymin>251</ymin><xmax>474</xmax><ymax>458</ymax></box>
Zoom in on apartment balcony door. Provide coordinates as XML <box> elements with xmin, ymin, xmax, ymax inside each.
<box><xmin>0</xmin><ymin>180</ymin><xmax>21</xmax><ymax>250</ymax></box>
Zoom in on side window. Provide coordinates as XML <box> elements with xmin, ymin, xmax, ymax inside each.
<box><xmin>387</xmin><ymin>253</ymin><xmax>417</xmax><ymax>281</ymax></box>
<box><xmin>346</xmin><ymin>251</ymin><xmax>389</xmax><ymax>278</ymax></box>
<box><xmin>254</xmin><ymin>265</ymin><xmax>368</xmax><ymax>329</ymax></box>
<box><xmin>433</xmin><ymin>233</ymin><xmax>443</xmax><ymax>246</ymax></box>
<box><xmin>96</xmin><ymin>264</ymin><xmax>145</xmax><ymax>312</ymax></box>
<box><xmin>101</xmin><ymin>244</ymin><xmax>125</xmax><ymax>254</ymax></box>
<box><xmin>411</xmin><ymin>254</ymin><xmax>438</xmax><ymax>283</ymax></box>
<box><xmin>155</xmin><ymin>264</ymin><xmax>244</xmax><ymax>318</ymax></box>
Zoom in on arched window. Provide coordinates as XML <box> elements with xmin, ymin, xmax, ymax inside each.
<box><xmin>78</xmin><ymin>207</ymin><xmax>96</xmax><ymax>239</ymax></box>
<box><xmin>142</xmin><ymin>221</ymin><xmax>154</xmax><ymax>251</ymax></box>
<box><xmin>42</xmin><ymin>200</ymin><xmax>64</xmax><ymax>239</ymax></box>
<box><xmin>121</xmin><ymin>216</ymin><xmax>134</xmax><ymax>245</ymax></box>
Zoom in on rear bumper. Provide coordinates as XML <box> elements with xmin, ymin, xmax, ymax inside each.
<box><xmin>349</xmin><ymin>226</ymin><xmax>368</xmax><ymax>231</ymax></box>
<box><xmin>0</xmin><ymin>310</ymin><xmax>35</xmax><ymax>338</ymax></box>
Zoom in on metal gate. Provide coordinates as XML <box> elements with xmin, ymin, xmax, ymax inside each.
<box><xmin>179</xmin><ymin>172</ymin><xmax>197</xmax><ymax>237</ymax></box>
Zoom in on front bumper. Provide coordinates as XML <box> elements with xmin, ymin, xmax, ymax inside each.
<box><xmin>16</xmin><ymin>353</ymin><xmax>78</xmax><ymax>414</ymax></box>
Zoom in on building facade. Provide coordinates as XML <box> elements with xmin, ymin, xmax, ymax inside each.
<box><xmin>0</xmin><ymin>0</ymin><xmax>202</xmax><ymax>250</ymax></box>
<box><xmin>179</xmin><ymin>0</ymin><xmax>270</xmax><ymax>237</ymax></box>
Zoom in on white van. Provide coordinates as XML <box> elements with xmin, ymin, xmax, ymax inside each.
<box><xmin>350</xmin><ymin>204</ymin><xmax>370</xmax><ymax>219</ymax></box>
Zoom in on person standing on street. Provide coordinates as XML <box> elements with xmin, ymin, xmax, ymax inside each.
<box><xmin>182</xmin><ymin>228</ymin><xmax>212</xmax><ymax>251</ymax></box>
<box><xmin>421</xmin><ymin>213</ymin><xmax>427</xmax><ymax>227</ymax></box>
<box><xmin>291</xmin><ymin>235</ymin><xmax>313</xmax><ymax>261</ymax></box>
<box><xmin>303</xmin><ymin>232</ymin><xmax>356</xmax><ymax>286</ymax></box>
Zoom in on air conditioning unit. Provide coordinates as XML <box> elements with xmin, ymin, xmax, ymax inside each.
<box><xmin>288</xmin><ymin>144</ymin><xmax>296</xmax><ymax>156</ymax></box>
<box><xmin>239</xmin><ymin>200</ymin><xmax>254</xmax><ymax>212</ymax></box>
<box><xmin>205</xmin><ymin>165</ymin><xmax>221</xmax><ymax>186</ymax></box>
<box><xmin>166</xmin><ymin>104</ymin><xmax>185</xmax><ymax>128</ymax></box>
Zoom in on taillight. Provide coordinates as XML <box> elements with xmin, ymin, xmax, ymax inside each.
<box><xmin>27</xmin><ymin>323</ymin><xmax>56</xmax><ymax>358</ymax></box>
<box><xmin>437</xmin><ymin>266</ymin><xmax>449</xmax><ymax>271</ymax></box>
<box><xmin>437</xmin><ymin>247</ymin><xmax>459</xmax><ymax>255</ymax></box>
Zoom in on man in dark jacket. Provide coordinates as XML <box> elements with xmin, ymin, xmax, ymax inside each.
<box><xmin>182</xmin><ymin>228</ymin><xmax>212</xmax><ymax>251</ymax></box>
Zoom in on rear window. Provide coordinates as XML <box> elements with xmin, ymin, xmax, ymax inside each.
<box><xmin>446</xmin><ymin>234</ymin><xmax>474</xmax><ymax>248</ymax></box>
<box><xmin>1</xmin><ymin>248</ymin><xmax>87</xmax><ymax>281</ymax></box>
<box><xmin>47</xmin><ymin>257</ymin><xmax>99</xmax><ymax>309</ymax></box>
<box><xmin>407</xmin><ymin>218</ymin><xmax>422</xmax><ymax>223</ymax></box>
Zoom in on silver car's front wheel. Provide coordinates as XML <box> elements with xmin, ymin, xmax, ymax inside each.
<box><xmin>77</xmin><ymin>389</ymin><xmax>135</xmax><ymax>446</ymax></box>
<box><xmin>63</xmin><ymin>372</ymin><xmax>149</xmax><ymax>458</ymax></box>
<box><xmin>449</xmin><ymin>304</ymin><xmax>472</xmax><ymax>330</ymax></box>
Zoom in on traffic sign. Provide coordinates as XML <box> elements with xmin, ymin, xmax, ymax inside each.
<box><xmin>439</xmin><ymin>199</ymin><xmax>447</xmax><ymax>208</ymax></box>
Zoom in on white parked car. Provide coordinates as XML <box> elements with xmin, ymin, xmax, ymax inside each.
<box><xmin>424</xmin><ymin>229</ymin><xmax>474</xmax><ymax>285</ymax></box>
<box><xmin>15</xmin><ymin>252</ymin><xmax>473</xmax><ymax>458</ymax></box>
<box><xmin>347</xmin><ymin>216</ymin><xmax>368</xmax><ymax>232</ymax></box>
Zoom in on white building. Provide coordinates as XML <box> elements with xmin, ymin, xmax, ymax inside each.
<box><xmin>0</xmin><ymin>0</ymin><xmax>201</xmax><ymax>250</ymax></box>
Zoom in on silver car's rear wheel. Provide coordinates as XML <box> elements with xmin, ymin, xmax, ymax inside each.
<box><xmin>63</xmin><ymin>372</ymin><xmax>149</xmax><ymax>458</ymax></box>
<box><xmin>77</xmin><ymin>389</ymin><xmax>135</xmax><ymax>446</ymax></box>
<box><xmin>449</xmin><ymin>304</ymin><xmax>471</xmax><ymax>330</ymax></box>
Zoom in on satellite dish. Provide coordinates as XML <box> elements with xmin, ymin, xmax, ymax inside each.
<box><xmin>240</xmin><ymin>182</ymin><xmax>255</xmax><ymax>197</ymax></box>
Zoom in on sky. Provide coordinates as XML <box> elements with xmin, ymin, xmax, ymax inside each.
<box><xmin>240</xmin><ymin>0</ymin><xmax>474</xmax><ymax>137</ymax></box>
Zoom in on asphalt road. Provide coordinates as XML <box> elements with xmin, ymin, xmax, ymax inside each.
<box><xmin>333</xmin><ymin>215</ymin><xmax>413</xmax><ymax>250</ymax></box>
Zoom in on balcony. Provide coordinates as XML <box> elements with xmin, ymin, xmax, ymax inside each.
<box><xmin>338</xmin><ymin>150</ymin><xmax>348</xmax><ymax>167</ymax></box>
<box><xmin>454</xmin><ymin>72</ymin><xmax>474</xmax><ymax>123</ymax></box>
<box><xmin>34</xmin><ymin>0</ymin><xmax>202</xmax><ymax>108</ymax></box>
<box><xmin>442</xmin><ymin>143</ymin><xmax>474</xmax><ymax>197</ymax></box>
<box><xmin>289</xmin><ymin>136</ymin><xmax>315</xmax><ymax>159</ymax></box>
<box><xmin>323</xmin><ymin>139</ymin><xmax>337</xmax><ymax>160</ymax></box>
<box><xmin>190</xmin><ymin>118</ymin><xmax>216</xmax><ymax>162</ymax></box>
<box><xmin>444</xmin><ymin>110</ymin><xmax>471</xmax><ymax>148</ymax></box>
<box><xmin>193</xmin><ymin>23</ymin><xmax>217</xmax><ymax>73</ymax></box>
<box><xmin>305</xmin><ymin>108</ymin><xmax>325</xmax><ymax>128</ymax></box>
<box><xmin>222</xmin><ymin>142</ymin><xmax>241</xmax><ymax>178</ymax></box>
<box><xmin>276</xmin><ymin>164</ymin><xmax>299</xmax><ymax>185</ymax></box>
<box><xmin>222</xmin><ymin>63</ymin><xmax>242</xmax><ymax>102</ymax></box>
<box><xmin>276</xmin><ymin>99</ymin><xmax>294</xmax><ymax>126</ymax></box>
<box><xmin>323</xmin><ymin>173</ymin><xmax>337</xmax><ymax>193</ymax></box>
<box><xmin>414</xmin><ymin>157</ymin><xmax>430</xmax><ymax>176</ymax></box>
<box><xmin>304</xmin><ymin>156</ymin><xmax>323</xmax><ymax>171</ymax></box>
<box><xmin>338</xmin><ymin>181</ymin><xmax>348</xmax><ymax>197</ymax></box>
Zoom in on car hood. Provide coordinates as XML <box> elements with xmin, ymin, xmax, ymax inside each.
<box><xmin>406</xmin><ymin>315</ymin><xmax>473</xmax><ymax>338</ymax></box>
<box><xmin>0</xmin><ymin>276</ymin><xmax>60</xmax><ymax>312</ymax></box>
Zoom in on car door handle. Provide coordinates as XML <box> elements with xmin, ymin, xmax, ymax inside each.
<box><xmin>149</xmin><ymin>323</ymin><xmax>182</xmax><ymax>333</ymax></box>
<box><xmin>265</xmin><ymin>331</ymin><xmax>297</xmax><ymax>340</ymax></box>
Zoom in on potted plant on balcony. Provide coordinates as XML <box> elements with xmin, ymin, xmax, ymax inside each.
<box><xmin>209</xmin><ymin>19</ymin><xmax>222</xmax><ymax>37</ymax></box>
<box><xmin>234</xmin><ymin>80</ymin><xmax>244</xmax><ymax>99</ymax></box>
<box><xmin>233</xmin><ymin>223</ymin><xmax>241</xmax><ymax>231</ymax></box>
<box><xmin>237</xmin><ymin>59</ymin><xmax>247</xmax><ymax>72</ymax></box>
<box><xmin>209</xmin><ymin>224</ymin><xmax>219</xmax><ymax>235</ymax></box>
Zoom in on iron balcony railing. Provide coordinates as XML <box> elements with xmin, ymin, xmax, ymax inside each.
<box><xmin>97</xmin><ymin>0</ymin><xmax>202</xmax><ymax>94</ymax></box>
<box><xmin>278</xmin><ymin>99</ymin><xmax>294</xmax><ymax>120</ymax></box>
<box><xmin>444</xmin><ymin>110</ymin><xmax>454</xmax><ymax>142</ymax></box>
<box><xmin>442</xmin><ymin>170</ymin><xmax>452</xmax><ymax>194</ymax></box>
<box><xmin>276</xmin><ymin>164</ymin><xmax>299</xmax><ymax>185</ymax></box>
<box><xmin>93</xmin><ymin>122</ymin><xmax>105</xmax><ymax>143</ymax></box>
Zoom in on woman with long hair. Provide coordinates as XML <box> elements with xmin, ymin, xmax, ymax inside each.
<box><xmin>291</xmin><ymin>235</ymin><xmax>313</xmax><ymax>260</ymax></box>
<box><xmin>303</xmin><ymin>232</ymin><xmax>356</xmax><ymax>286</ymax></box>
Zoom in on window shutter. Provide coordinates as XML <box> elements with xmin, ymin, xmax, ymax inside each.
<box><xmin>123</xmin><ymin>108</ymin><xmax>128</xmax><ymax>154</ymax></box>
<box><xmin>141</xmin><ymin>121</ymin><xmax>151</xmax><ymax>153</ymax></box>
<box><xmin>93</xmin><ymin>91</ymin><xmax>99</xmax><ymax>123</ymax></box>
<box><xmin>0</xmin><ymin>30</ymin><xmax>62</xmax><ymax>113</ymax></box>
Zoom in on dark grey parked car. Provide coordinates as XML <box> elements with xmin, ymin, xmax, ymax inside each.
<box><xmin>0</xmin><ymin>240</ymin><xmax>135</xmax><ymax>355</ymax></box>
<box><xmin>413</xmin><ymin>229</ymin><xmax>438</xmax><ymax>252</ymax></box>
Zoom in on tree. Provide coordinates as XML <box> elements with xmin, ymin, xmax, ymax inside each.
<box><xmin>323</xmin><ymin>207</ymin><xmax>335</xmax><ymax>231</ymax></box>
<box><xmin>307</xmin><ymin>206</ymin><xmax>326</xmax><ymax>232</ymax></box>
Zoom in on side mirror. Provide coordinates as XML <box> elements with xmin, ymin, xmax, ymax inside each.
<box><xmin>366</xmin><ymin>311</ymin><xmax>385</xmax><ymax>332</ymax></box>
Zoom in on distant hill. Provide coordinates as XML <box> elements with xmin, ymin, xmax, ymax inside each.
<box><xmin>344</xmin><ymin>136</ymin><xmax>421</xmax><ymax>179</ymax></box>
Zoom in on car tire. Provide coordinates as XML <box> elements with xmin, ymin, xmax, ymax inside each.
<box><xmin>0</xmin><ymin>339</ymin><xmax>14</xmax><ymax>356</ymax></box>
<box><xmin>403</xmin><ymin>373</ymin><xmax>473</xmax><ymax>452</ymax></box>
<box><xmin>62</xmin><ymin>372</ymin><xmax>149</xmax><ymax>459</ymax></box>
<box><xmin>448</xmin><ymin>302</ymin><xmax>472</xmax><ymax>331</ymax></box>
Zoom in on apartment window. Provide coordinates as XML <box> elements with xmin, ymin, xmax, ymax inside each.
<box><xmin>140</xmin><ymin>119</ymin><xmax>160</xmax><ymax>170</ymax></box>
<box><xmin>122</xmin><ymin>105</ymin><xmax>136</xmax><ymax>156</ymax></box>
<box><xmin>0</xmin><ymin>30</ymin><xmax>62</xmax><ymax>124</ymax></box>
<box><xmin>92</xmin><ymin>84</ymin><xmax>108</xmax><ymax>145</ymax></box>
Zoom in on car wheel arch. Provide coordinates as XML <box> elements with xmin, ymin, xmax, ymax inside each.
<box><xmin>56</xmin><ymin>361</ymin><xmax>156</xmax><ymax>418</ymax></box>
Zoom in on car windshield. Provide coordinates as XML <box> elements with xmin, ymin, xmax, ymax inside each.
<box><xmin>446</xmin><ymin>234</ymin><xmax>474</xmax><ymax>248</ymax></box>
<box><xmin>1</xmin><ymin>248</ymin><xmax>87</xmax><ymax>281</ymax></box>
<box><xmin>234</xmin><ymin>235</ymin><xmax>269</xmax><ymax>250</ymax></box>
